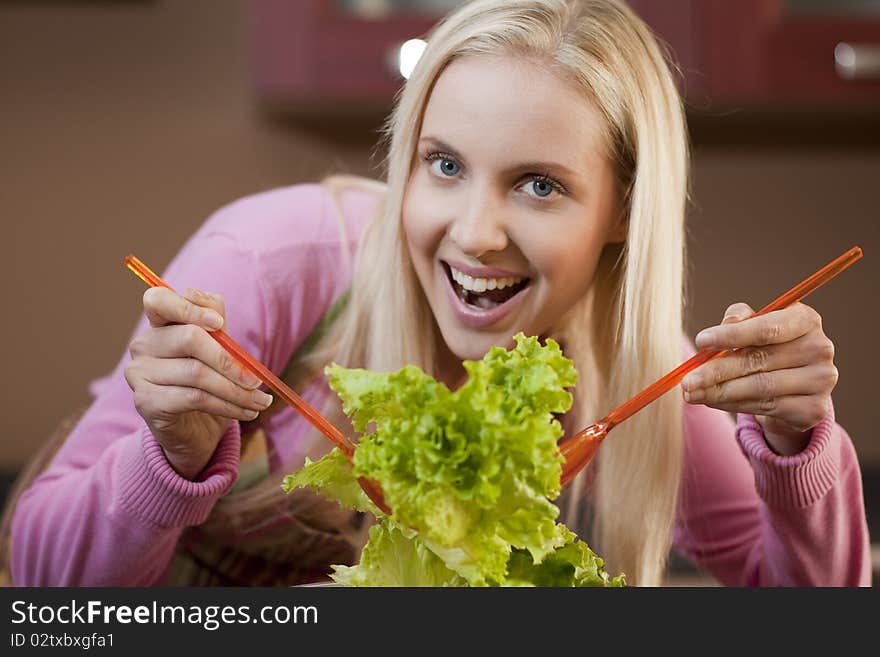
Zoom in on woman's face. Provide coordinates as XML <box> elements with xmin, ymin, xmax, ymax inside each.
<box><xmin>402</xmin><ymin>54</ymin><xmax>624</xmax><ymax>367</ymax></box>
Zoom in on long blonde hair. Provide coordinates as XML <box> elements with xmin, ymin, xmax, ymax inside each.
<box><xmin>301</xmin><ymin>0</ymin><xmax>687</xmax><ymax>585</ymax></box>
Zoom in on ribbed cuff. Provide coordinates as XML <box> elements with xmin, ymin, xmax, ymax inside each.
<box><xmin>735</xmin><ymin>405</ymin><xmax>839</xmax><ymax>510</ymax></box>
<box><xmin>116</xmin><ymin>421</ymin><xmax>241</xmax><ymax>528</ymax></box>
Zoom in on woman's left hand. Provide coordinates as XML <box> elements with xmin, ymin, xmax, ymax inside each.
<box><xmin>682</xmin><ymin>302</ymin><xmax>838</xmax><ymax>456</ymax></box>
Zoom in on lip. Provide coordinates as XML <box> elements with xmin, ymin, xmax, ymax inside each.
<box><xmin>443</xmin><ymin>259</ymin><xmax>528</xmax><ymax>280</ymax></box>
<box><xmin>441</xmin><ymin>261</ymin><xmax>530</xmax><ymax>328</ymax></box>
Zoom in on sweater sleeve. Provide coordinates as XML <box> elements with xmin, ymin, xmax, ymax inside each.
<box><xmin>673</xmin><ymin>337</ymin><xmax>871</xmax><ymax>586</ymax></box>
<box><xmin>10</xmin><ymin>226</ymin><xmax>269</xmax><ymax>586</ymax></box>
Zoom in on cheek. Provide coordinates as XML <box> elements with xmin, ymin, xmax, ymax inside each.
<box><xmin>402</xmin><ymin>173</ymin><xmax>449</xmax><ymax>263</ymax></box>
<box><xmin>526</xmin><ymin>225</ymin><xmax>608</xmax><ymax>297</ymax></box>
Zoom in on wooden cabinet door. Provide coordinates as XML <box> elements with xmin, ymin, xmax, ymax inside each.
<box><xmin>248</xmin><ymin>0</ymin><xmax>880</xmax><ymax>111</ymax></box>
<box><xmin>700</xmin><ymin>0</ymin><xmax>880</xmax><ymax>103</ymax></box>
<box><xmin>248</xmin><ymin>0</ymin><xmax>436</xmax><ymax>110</ymax></box>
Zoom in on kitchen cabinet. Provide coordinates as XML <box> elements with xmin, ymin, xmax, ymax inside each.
<box><xmin>698</xmin><ymin>0</ymin><xmax>880</xmax><ymax>104</ymax></box>
<box><xmin>248</xmin><ymin>0</ymin><xmax>438</xmax><ymax>115</ymax></box>
<box><xmin>247</xmin><ymin>0</ymin><xmax>880</xmax><ymax>115</ymax></box>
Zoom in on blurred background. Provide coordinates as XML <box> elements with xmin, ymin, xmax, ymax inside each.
<box><xmin>1</xmin><ymin>0</ymin><xmax>878</xmax><ymax>584</ymax></box>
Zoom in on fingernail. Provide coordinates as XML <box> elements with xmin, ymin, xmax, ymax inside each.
<box><xmin>242</xmin><ymin>372</ymin><xmax>262</xmax><ymax>389</ymax></box>
<box><xmin>688</xmin><ymin>388</ymin><xmax>705</xmax><ymax>402</ymax></box>
<box><xmin>254</xmin><ymin>392</ymin><xmax>273</xmax><ymax>409</ymax></box>
<box><xmin>682</xmin><ymin>374</ymin><xmax>701</xmax><ymax>390</ymax></box>
<box><xmin>204</xmin><ymin>311</ymin><xmax>224</xmax><ymax>330</ymax></box>
<box><xmin>695</xmin><ymin>329</ymin><xmax>716</xmax><ymax>347</ymax></box>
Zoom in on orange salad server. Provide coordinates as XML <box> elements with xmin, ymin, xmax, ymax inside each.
<box><xmin>558</xmin><ymin>246</ymin><xmax>863</xmax><ymax>485</ymax></box>
<box><xmin>126</xmin><ymin>246</ymin><xmax>862</xmax><ymax>510</ymax></box>
<box><xmin>124</xmin><ymin>254</ymin><xmax>392</xmax><ymax>515</ymax></box>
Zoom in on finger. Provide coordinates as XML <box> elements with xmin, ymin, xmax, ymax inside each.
<box><xmin>695</xmin><ymin>302</ymin><xmax>820</xmax><ymax>350</ymax></box>
<box><xmin>140</xmin><ymin>356</ymin><xmax>273</xmax><ymax>414</ymax></box>
<box><xmin>183</xmin><ymin>288</ymin><xmax>227</xmax><ymax>323</ymax></box>
<box><xmin>130</xmin><ymin>324</ymin><xmax>263</xmax><ymax>390</ymax></box>
<box><xmin>698</xmin><ymin>395</ymin><xmax>831</xmax><ymax>433</ymax></box>
<box><xmin>137</xmin><ymin>380</ymin><xmax>263</xmax><ymax>422</ymax></box>
<box><xmin>721</xmin><ymin>302</ymin><xmax>755</xmax><ymax>325</ymax></box>
<box><xmin>683</xmin><ymin>364</ymin><xmax>838</xmax><ymax>405</ymax></box>
<box><xmin>682</xmin><ymin>333</ymin><xmax>819</xmax><ymax>391</ymax></box>
<box><xmin>143</xmin><ymin>286</ymin><xmax>224</xmax><ymax>331</ymax></box>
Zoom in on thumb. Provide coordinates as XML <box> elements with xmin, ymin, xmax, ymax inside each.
<box><xmin>722</xmin><ymin>302</ymin><xmax>754</xmax><ymax>325</ymax></box>
<box><xmin>184</xmin><ymin>288</ymin><xmax>227</xmax><ymax>323</ymax></box>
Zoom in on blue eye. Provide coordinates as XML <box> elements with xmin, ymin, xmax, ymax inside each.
<box><xmin>530</xmin><ymin>179</ymin><xmax>554</xmax><ymax>198</ymax></box>
<box><xmin>518</xmin><ymin>175</ymin><xmax>566</xmax><ymax>201</ymax></box>
<box><xmin>436</xmin><ymin>157</ymin><xmax>459</xmax><ymax>176</ymax></box>
<box><xmin>423</xmin><ymin>151</ymin><xmax>461</xmax><ymax>178</ymax></box>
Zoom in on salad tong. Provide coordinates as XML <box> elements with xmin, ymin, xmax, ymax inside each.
<box><xmin>124</xmin><ymin>254</ymin><xmax>391</xmax><ymax>514</ymax></box>
<box><xmin>125</xmin><ymin>246</ymin><xmax>862</xmax><ymax>512</ymax></box>
<box><xmin>557</xmin><ymin>245</ymin><xmax>863</xmax><ymax>485</ymax></box>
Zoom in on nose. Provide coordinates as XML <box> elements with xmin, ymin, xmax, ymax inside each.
<box><xmin>448</xmin><ymin>183</ymin><xmax>509</xmax><ymax>258</ymax></box>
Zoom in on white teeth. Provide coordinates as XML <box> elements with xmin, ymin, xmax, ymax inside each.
<box><xmin>449</xmin><ymin>266</ymin><xmax>524</xmax><ymax>292</ymax></box>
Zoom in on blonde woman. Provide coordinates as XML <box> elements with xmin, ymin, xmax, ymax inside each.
<box><xmin>8</xmin><ymin>0</ymin><xmax>870</xmax><ymax>586</ymax></box>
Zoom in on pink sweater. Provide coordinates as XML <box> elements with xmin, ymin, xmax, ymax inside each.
<box><xmin>11</xmin><ymin>183</ymin><xmax>872</xmax><ymax>586</ymax></box>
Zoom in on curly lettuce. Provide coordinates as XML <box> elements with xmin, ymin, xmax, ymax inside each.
<box><xmin>282</xmin><ymin>333</ymin><xmax>625</xmax><ymax>587</ymax></box>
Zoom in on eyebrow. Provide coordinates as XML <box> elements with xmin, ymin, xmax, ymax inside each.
<box><xmin>418</xmin><ymin>135</ymin><xmax>580</xmax><ymax>179</ymax></box>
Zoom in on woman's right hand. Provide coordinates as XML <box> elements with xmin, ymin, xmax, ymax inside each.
<box><xmin>124</xmin><ymin>287</ymin><xmax>274</xmax><ymax>480</ymax></box>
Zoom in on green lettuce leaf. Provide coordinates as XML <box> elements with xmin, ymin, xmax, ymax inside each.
<box><xmin>331</xmin><ymin>521</ymin><xmax>466</xmax><ymax>587</ymax></box>
<box><xmin>283</xmin><ymin>333</ymin><xmax>625</xmax><ymax>587</ymax></box>
<box><xmin>281</xmin><ymin>448</ymin><xmax>377</xmax><ymax>514</ymax></box>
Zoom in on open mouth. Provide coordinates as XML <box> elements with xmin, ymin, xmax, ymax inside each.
<box><xmin>442</xmin><ymin>261</ymin><xmax>530</xmax><ymax>310</ymax></box>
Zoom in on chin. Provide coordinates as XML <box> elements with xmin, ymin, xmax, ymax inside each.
<box><xmin>441</xmin><ymin>323</ymin><xmax>521</xmax><ymax>362</ymax></box>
